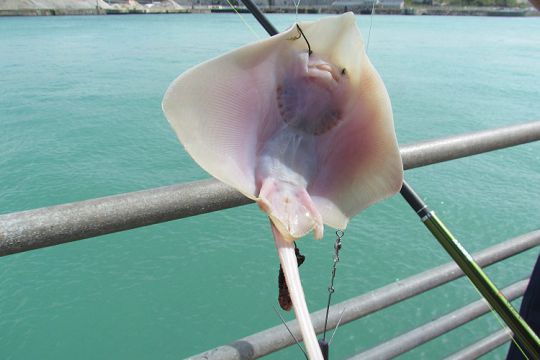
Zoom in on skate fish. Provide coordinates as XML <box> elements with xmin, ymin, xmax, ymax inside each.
<box><xmin>162</xmin><ymin>13</ymin><xmax>403</xmax><ymax>359</ymax></box>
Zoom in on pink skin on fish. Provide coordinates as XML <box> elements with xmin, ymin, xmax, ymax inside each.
<box><xmin>162</xmin><ymin>14</ymin><xmax>403</xmax><ymax>360</ymax></box>
<box><xmin>254</xmin><ymin>52</ymin><xmax>350</xmax><ymax>360</ymax></box>
<box><xmin>272</xmin><ymin>224</ymin><xmax>323</xmax><ymax>360</ymax></box>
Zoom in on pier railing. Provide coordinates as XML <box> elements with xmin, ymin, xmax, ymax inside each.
<box><xmin>1</xmin><ymin>121</ymin><xmax>539</xmax><ymax>257</ymax></box>
<box><xmin>1</xmin><ymin>121</ymin><xmax>540</xmax><ymax>359</ymax></box>
<box><xmin>190</xmin><ymin>231</ymin><xmax>539</xmax><ymax>359</ymax></box>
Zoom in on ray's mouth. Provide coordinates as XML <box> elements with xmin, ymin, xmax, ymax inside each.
<box><xmin>305</xmin><ymin>54</ymin><xmax>346</xmax><ymax>85</ymax></box>
<box><xmin>274</xmin><ymin>54</ymin><xmax>347</xmax><ymax>136</ymax></box>
<box><xmin>308</xmin><ymin>63</ymin><xmax>342</xmax><ymax>83</ymax></box>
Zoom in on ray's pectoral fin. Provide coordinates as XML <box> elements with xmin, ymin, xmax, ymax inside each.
<box><xmin>163</xmin><ymin>12</ymin><xmax>403</xmax><ymax>360</ymax></box>
<box><xmin>258</xmin><ymin>178</ymin><xmax>324</xmax><ymax>241</ymax></box>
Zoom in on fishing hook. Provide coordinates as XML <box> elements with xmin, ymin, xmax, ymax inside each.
<box><xmin>296</xmin><ymin>24</ymin><xmax>312</xmax><ymax>56</ymax></box>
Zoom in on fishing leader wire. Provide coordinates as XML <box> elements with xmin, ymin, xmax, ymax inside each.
<box><xmin>318</xmin><ymin>229</ymin><xmax>346</xmax><ymax>359</ymax></box>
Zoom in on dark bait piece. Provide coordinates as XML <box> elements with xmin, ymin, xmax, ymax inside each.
<box><xmin>278</xmin><ymin>245</ymin><xmax>305</xmax><ymax>311</ymax></box>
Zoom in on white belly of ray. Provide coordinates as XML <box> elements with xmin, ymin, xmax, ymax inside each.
<box><xmin>162</xmin><ymin>13</ymin><xmax>403</xmax><ymax>360</ymax></box>
<box><xmin>256</xmin><ymin>127</ymin><xmax>323</xmax><ymax>241</ymax></box>
<box><xmin>258</xmin><ymin>126</ymin><xmax>316</xmax><ymax>188</ymax></box>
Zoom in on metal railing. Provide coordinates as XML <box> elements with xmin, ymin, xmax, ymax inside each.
<box><xmin>1</xmin><ymin>121</ymin><xmax>539</xmax><ymax>257</ymax></box>
<box><xmin>351</xmin><ymin>280</ymin><xmax>528</xmax><ymax>359</ymax></box>
<box><xmin>444</xmin><ymin>328</ymin><xmax>513</xmax><ymax>360</ymax></box>
<box><xmin>1</xmin><ymin>121</ymin><xmax>540</xmax><ymax>359</ymax></box>
<box><xmin>190</xmin><ymin>231</ymin><xmax>540</xmax><ymax>359</ymax></box>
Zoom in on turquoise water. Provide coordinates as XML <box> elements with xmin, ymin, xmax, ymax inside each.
<box><xmin>1</xmin><ymin>13</ymin><xmax>539</xmax><ymax>359</ymax></box>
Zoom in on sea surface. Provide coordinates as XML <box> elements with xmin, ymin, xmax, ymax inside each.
<box><xmin>0</xmin><ymin>13</ymin><xmax>539</xmax><ymax>360</ymax></box>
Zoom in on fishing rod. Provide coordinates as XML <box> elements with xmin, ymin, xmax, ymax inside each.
<box><xmin>235</xmin><ymin>0</ymin><xmax>540</xmax><ymax>358</ymax></box>
<box><xmin>240</xmin><ymin>0</ymin><xmax>278</xmax><ymax>36</ymax></box>
<box><xmin>401</xmin><ymin>181</ymin><xmax>540</xmax><ymax>359</ymax></box>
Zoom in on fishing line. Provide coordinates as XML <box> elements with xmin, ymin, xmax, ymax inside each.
<box><xmin>292</xmin><ymin>0</ymin><xmax>301</xmax><ymax>22</ymax></box>
<box><xmin>328</xmin><ymin>308</ymin><xmax>346</xmax><ymax>345</ymax></box>
<box><xmin>225</xmin><ymin>0</ymin><xmax>261</xmax><ymax>40</ymax></box>
<box><xmin>443</xmin><ymin>261</ymin><xmax>529</xmax><ymax>358</ymax></box>
<box><xmin>365</xmin><ymin>0</ymin><xmax>377</xmax><ymax>54</ymax></box>
<box><xmin>469</xmin><ymin>280</ymin><xmax>530</xmax><ymax>359</ymax></box>
<box><xmin>322</xmin><ymin>230</ymin><xmax>345</xmax><ymax>340</ymax></box>
<box><xmin>272</xmin><ymin>305</ymin><xmax>309</xmax><ymax>359</ymax></box>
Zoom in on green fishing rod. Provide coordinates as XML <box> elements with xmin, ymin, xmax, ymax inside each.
<box><xmin>236</xmin><ymin>0</ymin><xmax>540</xmax><ymax>357</ymax></box>
<box><xmin>401</xmin><ymin>180</ymin><xmax>540</xmax><ymax>359</ymax></box>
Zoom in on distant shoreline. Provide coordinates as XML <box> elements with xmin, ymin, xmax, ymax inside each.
<box><xmin>0</xmin><ymin>5</ymin><xmax>538</xmax><ymax>17</ymax></box>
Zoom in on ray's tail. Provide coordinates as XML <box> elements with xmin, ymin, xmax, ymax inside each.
<box><xmin>272</xmin><ymin>224</ymin><xmax>323</xmax><ymax>360</ymax></box>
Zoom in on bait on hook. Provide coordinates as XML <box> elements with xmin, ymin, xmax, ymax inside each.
<box><xmin>275</xmin><ymin>231</ymin><xmax>346</xmax><ymax>359</ymax></box>
<box><xmin>278</xmin><ymin>243</ymin><xmax>306</xmax><ymax>311</ymax></box>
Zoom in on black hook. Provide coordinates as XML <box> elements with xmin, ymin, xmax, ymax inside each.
<box><xmin>296</xmin><ymin>24</ymin><xmax>312</xmax><ymax>56</ymax></box>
